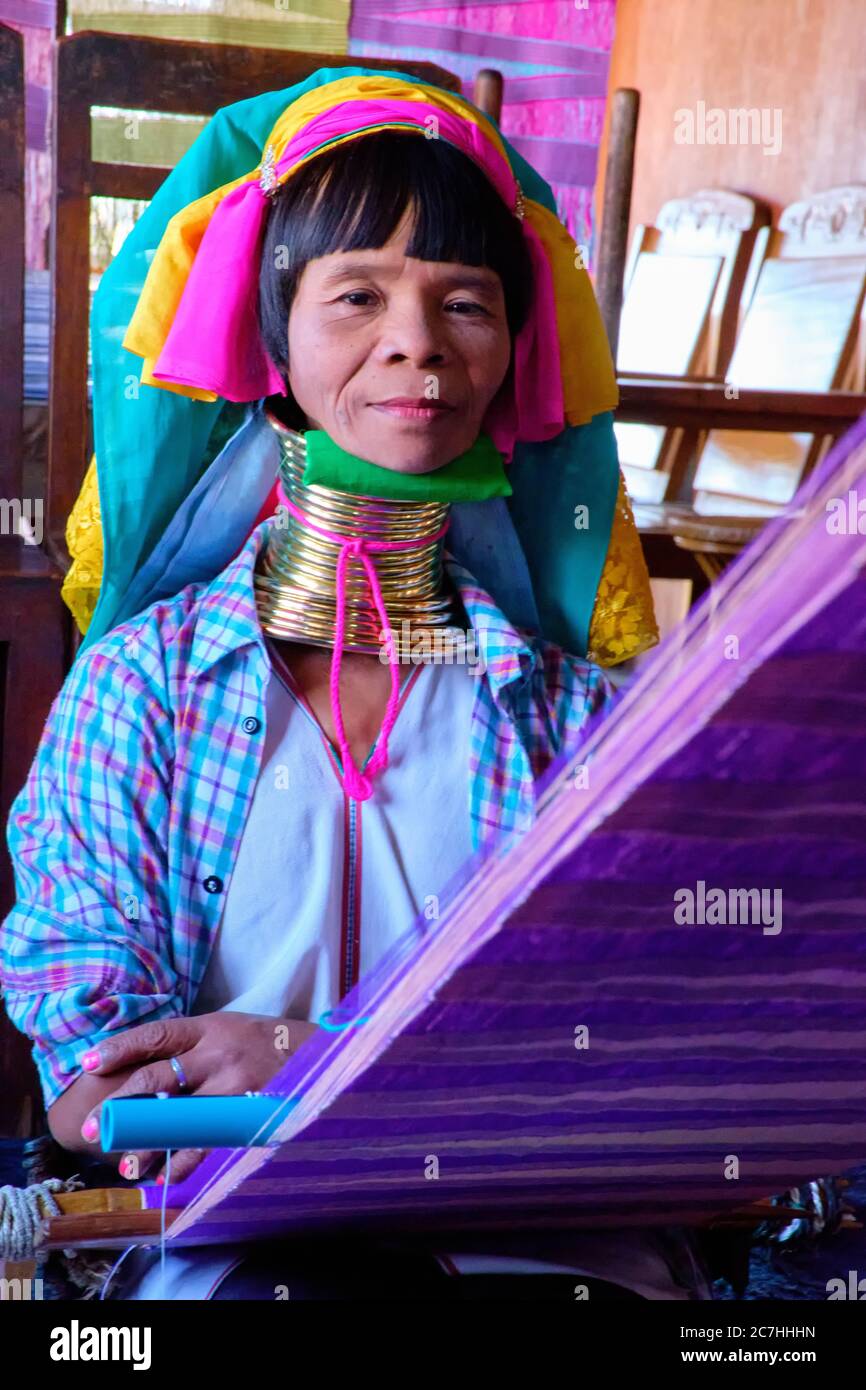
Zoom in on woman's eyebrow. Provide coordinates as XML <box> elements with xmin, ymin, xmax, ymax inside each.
<box><xmin>318</xmin><ymin>261</ymin><xmax>501</xmax><ymax>298</ymax></box>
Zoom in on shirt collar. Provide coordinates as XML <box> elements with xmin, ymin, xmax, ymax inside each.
<box><xmin>186</xmin><ymin>519</ymin><xmax>538</xmax><ymax>696</ymax></box>
<box><xmin>442</xmin><ymin>550</ymin><xmax>538</xmax><ymax>694</ymax></box>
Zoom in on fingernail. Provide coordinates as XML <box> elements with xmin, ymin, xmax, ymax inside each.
<box><xmin>81</xmin><ymin>1116</ymin><xmax>99</xmax><ymax>1141</ymax></box>
<box><xmin>155</xmin><ymin>1174</ymin><xmax>165</xmax><ymax>1186</ymax></box>
<box><xmin>81</xmin><ymin>1050</ymin><xmax>101</xmax><ymax>1071</ymax></box>
<box><xmin>119</xmin><ymin>1156</ymin><xmax>133</xmax><ymax>1178</ymax></box>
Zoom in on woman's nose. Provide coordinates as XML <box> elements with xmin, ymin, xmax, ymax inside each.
<box><xmin>371</xmin><ymin>301</ymin><xmax>449</xmax><ymax>366</ymax></box>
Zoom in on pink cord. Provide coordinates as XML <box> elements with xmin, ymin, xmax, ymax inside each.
<box><xmin>275</xmin><ymin>484</ymin><xmax>450</xmax><ymax>800</ymax></box>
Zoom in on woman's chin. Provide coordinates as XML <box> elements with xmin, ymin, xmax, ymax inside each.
<box><xmin>354</xmin><ymin>410</ymin><xmax>476</xmax><ymax>473</ymax></box>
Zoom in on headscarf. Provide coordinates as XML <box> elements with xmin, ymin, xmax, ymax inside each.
<box><xmin>63</xmin><ymin>66</ymin><xmax>652</xmax><ymax>665</ymax></box>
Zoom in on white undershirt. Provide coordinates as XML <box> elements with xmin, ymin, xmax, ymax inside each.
<box><xmin>194</xmin><ymin>650</ymin><xmax>477</xmax><ymax>1020</ymax></box>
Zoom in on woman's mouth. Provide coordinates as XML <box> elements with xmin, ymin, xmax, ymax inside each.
<box><xmin>370</xmin><ymin>398</ymin><xmax>455</xmax><ymax>423</ymax></box>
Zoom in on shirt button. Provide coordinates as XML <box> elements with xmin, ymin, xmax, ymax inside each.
<box><xmin>203</xmin><ymin>876</ymin><xmax>224</xmax><ymax>894</ymax></box>
<box><xmin>242</xmin><ymin>715</ymin><xmax>261</xmax><ymax>734</ymax></box>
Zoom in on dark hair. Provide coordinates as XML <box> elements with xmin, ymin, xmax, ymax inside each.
<box><xmin>257</xmin><ymin>130</ymin><xmax>533</xmax><ymax>421</ymax></box>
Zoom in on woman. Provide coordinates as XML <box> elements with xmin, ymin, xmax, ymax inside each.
<box><xmin>0</xmin><ymin>69</ymin><xmax>697</xmax><ymax>1299</ymax></box>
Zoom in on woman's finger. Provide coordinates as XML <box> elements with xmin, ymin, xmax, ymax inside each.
<box><xmin>79</xmin><ymin>1056</ymin><xmax>199</xmax><ymax>1144</ymax></box>
<box><xmin>155</xmin><ymin>1149</ymin><xmax>209</xmax><ymax>1186</ymax></box>
<box><xmin>80</xmin><ymin>1016</ymin><xmax>202</xmax><ymax>1077</ymax></box>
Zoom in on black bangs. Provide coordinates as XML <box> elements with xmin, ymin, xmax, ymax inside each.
<box><xmin>257</xmin><ymin>128</ymin><xmax>533</xmax><ymax>385</ymax></box>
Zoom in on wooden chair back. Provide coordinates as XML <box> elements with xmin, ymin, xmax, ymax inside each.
<box><xmin>615</xmin><ymin>189</ymin><xmax>770</xmax><ymax>504</ymax></box>
<box><xmin>693</xmin><ymin>185</ymin><xmax>866</xmax><ymax>516</ymax></box>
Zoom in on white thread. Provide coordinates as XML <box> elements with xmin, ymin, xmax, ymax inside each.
<box><xmin>160</xmin><ymin>1150</ymin><xmax>171</xmax><ymax>1297</ymax></box>
<box><xmin>0</xmin><ymin>1179</ymin><xmax>72</xmax><ymax>1260</ymax></box>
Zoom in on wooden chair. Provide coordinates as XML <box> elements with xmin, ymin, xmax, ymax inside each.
<box><xmin>690</xmin><ymin>185</ymin><xmax>866</xmax><ymax>518</ymax></box>
<box><xmin>625</xmin><ymin>186</ymin><xmax>866</xmax><ymax>586</ymax></box>
<box><xmin>615</xmin><ymin>189</ymin><xmax>770</xmax><ymax>504</ymax></box>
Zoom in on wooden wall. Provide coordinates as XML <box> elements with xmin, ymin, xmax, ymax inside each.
<box><xmin>599</xmin><ymin>0</ymin><xmax>866</xmax><ymax>233</ymax></box>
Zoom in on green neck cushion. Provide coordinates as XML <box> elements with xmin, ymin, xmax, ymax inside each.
<box><xmin>302</xmin><ymin>428</ymin><xmax>512</xmax><ymax>503</ymax></box>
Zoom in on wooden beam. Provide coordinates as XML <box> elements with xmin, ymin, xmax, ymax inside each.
<box><xmin>472</xmin><ymin>69</ymin><xmax>503</xmax><ymax>125</ymax></box>
<box><xmin>41</xmin><ymin>1187</ymin><xmax>181</xmax><ymax>1250</ymax></box>
<box><xmin>63</xmin><ymin>30</ymin><xmax>461</xmax><ymax>113</ymax></box>
<box><xmin>617</xmin><ymin>379</ymin><xmax>866</xmax><ymax>434</ymax></box>
<box><xmin>43</xmin><ymin>1210</ymin><xmax>183</xmax><ymax>1249</ymax></box>
<box><xmin>90</xmin><ymin>162</ymin><xmax>167</xmax><ymax>201</ymax></box>
<box><xmin>54</xmin><ymin>1187</ymin><xmax>148</xmax><ymax>1215</ymax></box>
<box><xmin>595</xmin><ymin>87</ymin><xmax>640</xmax><ymax>361</ymax></box>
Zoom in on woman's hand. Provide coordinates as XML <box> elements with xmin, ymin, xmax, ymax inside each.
<box><xmin>78</xmin><ymin>1011</ymin><xmax>319</xmax><ymax>1184</ymax></box>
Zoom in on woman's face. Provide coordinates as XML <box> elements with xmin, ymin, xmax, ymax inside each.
<box><xmin>285</xmin><ymin>204</ymin><xmax>512</xmax><ymax>473</ymax></box>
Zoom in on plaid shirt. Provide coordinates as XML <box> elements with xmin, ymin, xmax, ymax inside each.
<box><xmin>0</xmin><ymin>520</ymin><xmax>612</xmax><ymax>1108</ymax></box>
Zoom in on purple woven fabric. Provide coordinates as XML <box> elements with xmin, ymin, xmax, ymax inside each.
<box><xmin>150</xmin><ymin>415</ymin><xmax>866</xmax><ymax>1244</ymax></box>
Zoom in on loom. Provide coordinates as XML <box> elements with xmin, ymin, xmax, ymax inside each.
<box><xmin>38</xmin><ymin>414</ymin><xmax>866</xmax><ymax>1254</ymax></box>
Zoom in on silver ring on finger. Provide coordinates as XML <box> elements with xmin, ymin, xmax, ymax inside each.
<box><xmin>168</xmin><ymin>1055</ymin><xmax>190</xmax><ymax>1093</ymax></box>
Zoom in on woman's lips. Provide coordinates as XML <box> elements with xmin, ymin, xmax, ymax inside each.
<box><xmin>370</xmin><ymin>400</ymin><xmax>455</xmax><ymax>422</ymax></box>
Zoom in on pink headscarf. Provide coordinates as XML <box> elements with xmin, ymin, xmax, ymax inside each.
<box><xmin>149</xmin><ymin>98</ymin><xmax>564</xmax><ymax>466</ymax></box>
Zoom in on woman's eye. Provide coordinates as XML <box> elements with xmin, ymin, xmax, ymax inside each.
<box><xmin>446</xmin><ymin>300</ymin><xmax>487</xmax><ymax>315</ymax></box>
<box><xmin>339</xmin><ymin>292</ymin><xmax>487</xmax><ymax>315</ymax></box>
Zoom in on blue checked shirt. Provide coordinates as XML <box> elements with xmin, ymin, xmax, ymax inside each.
<box><xmin>0</xmin><ymin>519</ymin><xmax>613</xmax><ymax>1108</ymax></box>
